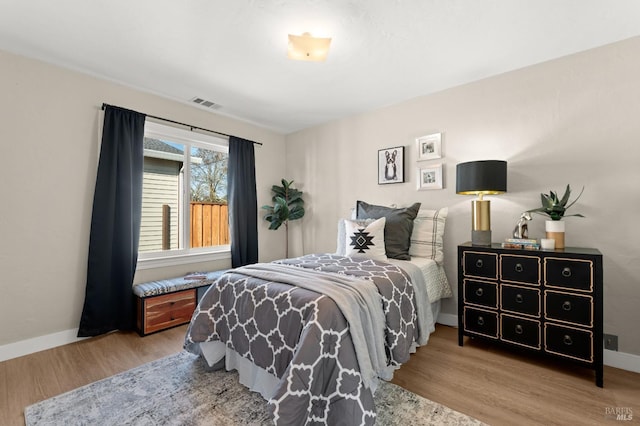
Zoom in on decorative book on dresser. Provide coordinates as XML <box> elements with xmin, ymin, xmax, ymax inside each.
<box><xmin>457</xmin><ymin>242</ymin><xmax>603</xmax><ymax>387</ymax></box>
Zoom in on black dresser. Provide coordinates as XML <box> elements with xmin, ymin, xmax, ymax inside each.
<box><xmin>457</xmin><ymin>242</ymin><xmax>603</xmax><ymax>387</ymax></box>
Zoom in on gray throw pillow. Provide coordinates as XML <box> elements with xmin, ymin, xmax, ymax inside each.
<box><xmin>356</xmin><ymin>201</ymin><xmax>421</xmax><ymax>260</ymax></box>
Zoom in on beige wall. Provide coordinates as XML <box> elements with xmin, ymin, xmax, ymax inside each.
<box><xmin>0</xmin><ymin>50</ymin><xmax>287</xmax><ymax>347</ymax></box>
<box><xmin>285</xmin><ymin>37</ymin><xmax>640</xmax><ymax>355</ymax></box>
<box><xmin>2</xmin><ymin>37</ymin><xmax>639</xmax><ymax>357</ymax></box>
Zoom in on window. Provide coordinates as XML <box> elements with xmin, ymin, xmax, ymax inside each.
<box><xmin>138</xmin><ymin>122</ymin><xmax>230</xmax><ymax>268</ymax></box>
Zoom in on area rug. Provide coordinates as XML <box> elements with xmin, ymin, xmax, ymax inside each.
<box><xmin>25</xmin><ymin>351</ymin><xmax>485</xmax><ymax>425</ymax></box>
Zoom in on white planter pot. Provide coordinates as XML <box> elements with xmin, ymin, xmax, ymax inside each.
<box><xmin>545</xmin><ymin>220</ymin><xmax>565</xmax><ymax>249</ymax></box>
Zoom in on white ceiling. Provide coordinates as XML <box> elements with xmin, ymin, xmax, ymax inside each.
<box><xmin>2</xmin><ymin>0</ymin><xmax>640</xmax><ymax>134</ymax></box>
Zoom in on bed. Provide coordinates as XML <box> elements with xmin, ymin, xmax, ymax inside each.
<box><xmin>184</xmin><ymin>204</ymin><xmax>450</xmax><ymax>425</ymax></box>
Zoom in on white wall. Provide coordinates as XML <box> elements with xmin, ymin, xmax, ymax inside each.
<box><xmin>285</xmin><ymin>37</ymin><xmax>640</xmax><ymax>355</ymax></box>
<box><xmin>0</xmin><ymin>49</ymin><xmax>287</xmax><ymax>347</ymax></box>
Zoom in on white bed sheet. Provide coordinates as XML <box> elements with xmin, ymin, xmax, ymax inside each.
<box><xmin>387</xmin><ymin>257</ymin><xmax>452</xmax><ymax>304</ymax></box>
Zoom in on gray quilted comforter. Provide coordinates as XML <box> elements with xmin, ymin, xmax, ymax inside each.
<box><xmin>184</xmin><ymin>254</ymin><xmax>418</xmax><ymax>425</ymax></box>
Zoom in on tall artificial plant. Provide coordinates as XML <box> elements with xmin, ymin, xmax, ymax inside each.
<box><xmin>261</xmin><ymin>179</ymin><xmax>305</xmax><ymax>258</ymax></box>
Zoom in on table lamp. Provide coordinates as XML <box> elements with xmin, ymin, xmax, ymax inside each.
<box><xmin>456</xmin><ymin>160</ymin><xmax>507</xmax><ymax>246</ymax></box>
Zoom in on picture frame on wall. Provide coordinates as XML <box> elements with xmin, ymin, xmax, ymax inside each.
<box><xmin>417</xmin><ymin>163</ymin><xmax>443</xmax><ymax>190</ymax></box>
<box><xmin>416</xmin><ymin>133</ymin><xmax>442</xmax><ymax>161</ymax></box>
<box><xmin>378</xmin><ymin>146</ymin><xmax>405</xmax><ymax>184</ymax></box>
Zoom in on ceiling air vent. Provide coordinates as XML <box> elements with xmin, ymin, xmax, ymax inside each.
<box><xmin>190</xmin><ymin>97</ymin><xmax>221</xmax><ymax>110</ymax></box>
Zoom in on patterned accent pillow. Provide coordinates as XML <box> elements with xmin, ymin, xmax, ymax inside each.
<box><xmin>343</xmin><ymin>217</ymin><xmax>387</xmax><ymax>260</ymax></box>
<box><xmin>409</xmin><ymin>207</ymin><xmax>448</xmax><ymax>263</ymax></box>
<box><xmin>335</xmin><ymin>217</ymin><xmax>375</xmax><ymax>256</ymax></box>
<box><xmin>356</xmin><ymin>201</ymin><xmax>421</xmax><ymax>260</ymax></box>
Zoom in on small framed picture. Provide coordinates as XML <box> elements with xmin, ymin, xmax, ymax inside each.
<box><xmin>417</xmin><ymin>164</ymin><xmax>443</xmax><ymax>190</ymax></box>
<box><xmin>378</xmin><ymin>146</ymin><xmax>405</xmax><ymax>184</ymax></box>
<box><xmin>416</xmin><ymin>133</ymin><xmax>442</xmax><ymax>161</ymax></box>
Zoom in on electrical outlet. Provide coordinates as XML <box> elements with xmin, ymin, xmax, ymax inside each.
<box><xmin>604</xmin><ymin>334</ymin><xmax>618</xmax><ymax>351</ymax></box>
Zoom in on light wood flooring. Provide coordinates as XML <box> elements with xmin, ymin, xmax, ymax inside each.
<box><xmin>393</xmin><ymin>326</ymin><xmax>639</xmax><ymax>425</ymax></box>
<box><xmin>1</xmin><ymin>324</ymin><xmax>638</xmax><ymax>425</ymax></box>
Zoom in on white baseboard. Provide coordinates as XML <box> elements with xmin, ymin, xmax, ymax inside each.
<box><xmin>436</xmin><ymin>312</ymin><xmax>458</xmax><ymax>327</ymax></box>
<box><xmin>604</xmin><ymin>349</ymin><xmax>640</xmax><ymax>373</ymax></box>
<box><xmin>0</xmin><ymin>329</ymin><xmax>86</xmax><ymax>362</ymax></box>
<box><xmin>3</xmin><ymin>325</ymin><xmax>640</xmax><ymax>376</ymax></box>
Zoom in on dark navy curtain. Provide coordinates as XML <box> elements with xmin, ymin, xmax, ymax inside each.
<box><xmin>78</xmin><ymin>105</ymin><xmax>146</xmax><ymax>337</ymax></box>
<box><xmin>228</xmin><ymin>136</ymin><xmax>259</xmax><ymax>267</ymax></box>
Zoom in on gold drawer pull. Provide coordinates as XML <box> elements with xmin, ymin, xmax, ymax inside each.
<box><xmin>475</xmin><ymin>288</ymin><xmax>484</xmax><ymax>297</ymax></box>
<box><xmin>562</xmin><ymin>301</ymin><xmax>572</xmax><ymax>311</ymax></box>
<box><xmin>515</xmin><ymin>324</ymin><xmax>523</xmax><ymax>335</ymax></box>
<box><xmin>563</xmin><ymin>335</ymin><xmax>573</xmax><ymax>346</ymax></box>
<box><xmin>477</xmin><ymin>316</ymin><xmax>485</xmax><ymax>326</ymax></box>
<box><xmin>515</xmin><ymin>294</ymin><xmax>524</xmax><ymax>303</ymax></box>
<box><xmin>476</xmin><ymin>259</ymin><xmax>484</xmax><ymax>268</ymax></box>
<box><xmin>515</xmin><ymin>263</ymin><xmax>523</xmax><ymax>273</ymax></box>
<box><xmin>562</xmin><ymin>267</ymin><xmax>572</xmax><ymax>277</ymax></box>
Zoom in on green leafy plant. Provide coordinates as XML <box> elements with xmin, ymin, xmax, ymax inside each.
<box><xmin>528</xmin><ymin>184</ymin><xmax>585</xmax><ymax>221</ymax></box>
<box><xmin>261</xmin><ymin>179</ymin><xmax>305</xmax><ymax>257</ymax></box>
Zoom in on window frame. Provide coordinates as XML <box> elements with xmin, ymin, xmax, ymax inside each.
<box><xmin>137</xmin><ymin>121</ymin><xmax>231</xmax><ymax>270</ymax></box>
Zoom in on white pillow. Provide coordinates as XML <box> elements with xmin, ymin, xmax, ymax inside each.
<box><xmin>409</xmin><ymin>207</ymin><xmax>448</xmax><ymax>263</ymax></box>
<box><xmin>335</xmin><ymin>217</ymin><xmax>374</xmax><ymax>255</ymax></box>
<box><xmin>343</xmin><ymin>217</ymin><xmax>387</xmax><ymax>260</ymax></box>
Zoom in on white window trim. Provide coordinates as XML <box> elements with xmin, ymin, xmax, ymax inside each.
<box><xmin>138</xmin><ymin>121</ymin><xmax>230</xmax><ymax>268</ymax></box>
<box><xmin>144</xmin><ymin>121</ymin><xmax>229</xmax><ymax>151</ymax></box>
<box><xmin>137</xmin><ymin>247</ymin><xmax>231</xmax><ymax>270</ymax></box>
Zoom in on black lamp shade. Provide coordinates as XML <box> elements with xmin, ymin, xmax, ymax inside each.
<box><xmin>456</xmin><ymin>160</ymin><xmax>507</xmax><ymax>195</ymax></box>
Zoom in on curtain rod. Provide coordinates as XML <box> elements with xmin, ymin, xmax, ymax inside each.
<box><xmin>101</xmin><ymin>103</ymin><xmax>263</xmax><ymax>146</ymax></box>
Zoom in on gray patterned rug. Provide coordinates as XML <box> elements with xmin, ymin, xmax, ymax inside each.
<box><xmin>25</xmin><ymin>351</ymin><xmax>485</xmax><ymax>425</ymax></box>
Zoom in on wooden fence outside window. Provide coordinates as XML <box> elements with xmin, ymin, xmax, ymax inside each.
<box><xmin>189</xmin><ymin>202</ymin><xmax>229</xmax><ymax>248</ymax></box>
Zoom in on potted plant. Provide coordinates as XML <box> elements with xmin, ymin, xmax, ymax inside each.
<box><xmin>261</xmin><ymin>179</ymin><xmax>305</xmax><ymax>258</ymax></box>
<box><xmin>528</xmin><ymin>184</ymin><xmax>584</xmax><ymax>248</ymax></box>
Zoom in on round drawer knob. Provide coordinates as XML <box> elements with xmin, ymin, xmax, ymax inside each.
<box><xmin>563</xmin><ymin>335</ymin><xmax>573</xmax><ymax>346</ymax></box>
<box><xmin>477</xmin><ymin>316</ymin><xmax>485</xmax><ymax>326</ymax></box>
<box><xmin>515</xmin><ymin>263</ymin><xmax>523</xmax><ymax>273</ymax></box>
<box><xmin>515</xmin><ymin>324</ymin><xmax>524</xmax><ymax>335</ymax></box>
<box><xmin>562</xmin><ymin>301</ymin><xmax>572</xmax><ymax>311</ymax></box>
<box><xmin>562</xmin><ymin>267</ymin><xmax>572</xmax><ymax>277</ymax></box>
<box><xmin>476</xmin><ymin>259</ymin><xmax>484</xmax><ymax>268</ymax></box>
<box><xmin>515</xmin><ymin>294</ymin><xmax>524</xmax><ymax>303</ymax></box>
<box><xmin>475</xmin><ymin>288</ymin><xmax>484</xmax><ymax>297</ymax></box>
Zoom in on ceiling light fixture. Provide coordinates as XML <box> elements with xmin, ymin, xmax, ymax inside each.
<box><xmin>287</xmin><ymin>32</ymin><xmax>332</xmax><ymax>62</ymax></box>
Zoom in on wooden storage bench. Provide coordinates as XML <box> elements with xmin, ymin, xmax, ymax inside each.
<box><xmin>133</xmin><ymin>270</ymin><xmax>227</xmax><ymax>336</ymax></box>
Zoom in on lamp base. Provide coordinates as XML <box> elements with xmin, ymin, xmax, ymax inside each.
<box><xmin>472</xmin><ymin>230</ymin><xmax>491</xmax><ymax>246</ymax></box>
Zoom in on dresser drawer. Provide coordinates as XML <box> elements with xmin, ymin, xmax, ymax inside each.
<box><xmin>501</xmin><ymin>314</ymin><xmax>541</xmax><ymax>350</ymax></box>
<box><xmin>463</xmin><ymin>307</ymin><xmax>498</xmax><ymax>339</ymax></box>
<box><xmin>500</xmin><ymin>255</ymin><xmax>540</xmax><ymax>285</ymax></box>
<box><xmin>545</xmin><ymin>291</ymin><xmax>593</xmax><ymax>327</ymax></box>
<box><xmin>463</xmin><ymin>251</ymin><xmax>498</xmax><ymax>280</ymax></box>
<box><xmin>463</xmin><ymin>279</ymin><xmax>498</xmax><ymax>308</ymax></box>
<box><xmin>501</xmin><ymin>284</ymin><xmax>540</xmax><ymax>317</ymax></box>
<box><xmin>545</xmin><ymin>324</ymin><xmax>593</xmax><ymax>363</ymax></box>
<box><xmin>142</xmin><ymin>289</ymin><xmax>197</xmax><ymax>335</ymax></box>
<box><xmin>545</xmin><ymin>258</ymin><xmax>593</xmax><ymax>292</ymax></box>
